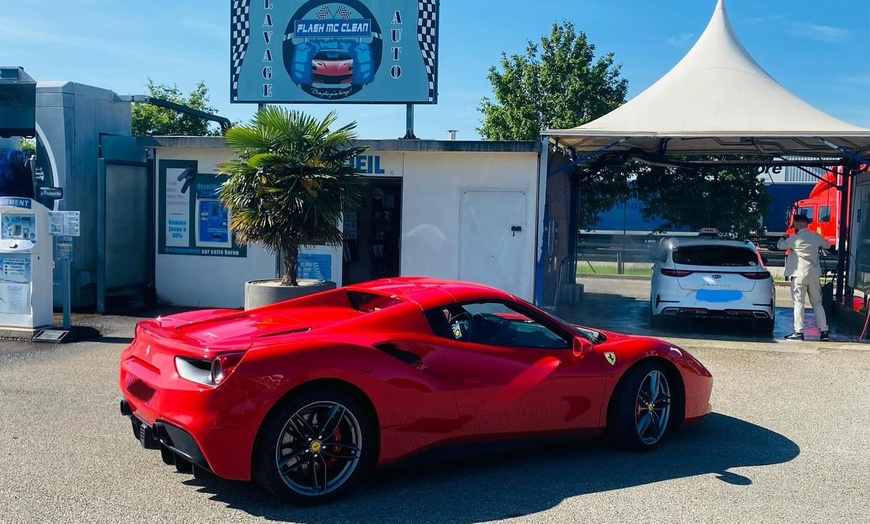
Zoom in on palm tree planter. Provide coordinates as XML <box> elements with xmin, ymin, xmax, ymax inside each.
<box><xmin>218</xmin><ymin>106</ymin><xmax>366</xmax><ymax>309</ymax></box>
<box><xmin>243</xmin><ymin>278</ymin><xmax>336</xmax><ymax>310</ymax></box>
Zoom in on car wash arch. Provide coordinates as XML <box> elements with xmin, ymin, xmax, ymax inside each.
<box><xmin>0</xmin><ymin>69</ymin><xmax>152</xmax><ymax>316</ymax></box>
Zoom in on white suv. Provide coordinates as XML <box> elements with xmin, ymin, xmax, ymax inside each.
<box><xmin>650</xmin><ymin>235</ymin><xmax>775</xmax><ymax>333</ymax></box>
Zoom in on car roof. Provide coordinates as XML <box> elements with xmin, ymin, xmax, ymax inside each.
<box><xmin>661</xmin><ymin>237</ymin><xmax>757</xmax><ymax>250</ymax></box>
<box><xmin>346</xmin><ymin>277</ymin><xmax>516</xmax><ymax>310</ymax></box>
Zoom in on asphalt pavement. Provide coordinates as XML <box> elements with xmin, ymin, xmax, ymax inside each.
<box><xmin>1</xmin><ymin>278</ymin><xmax>869</xmax><ymax>523</ymax></box>
<box><xmin>559</xmin><ymin>275</ymin><xmax>867</xmax><ymax>352</ymax></box>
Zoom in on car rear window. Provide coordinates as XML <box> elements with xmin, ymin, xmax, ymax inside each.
<box><xmin>672</xmin><ymin>245</ymin><xmax>758</xmax><ymax>266</ymax></box>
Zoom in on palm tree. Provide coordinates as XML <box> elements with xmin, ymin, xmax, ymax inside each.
<box><xmin>218</xmin><ymin>106</ymin><xmax>367</xmax><ymax>286</ymax></box>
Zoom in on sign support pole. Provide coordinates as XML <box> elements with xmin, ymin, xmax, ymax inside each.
<box><xmin>403</xmin><ymin>104</ymin><xmax>417</xmax><ymax>139</ymax></box>
<box><xmin>62</xmin><ymin>242</ymin><xmax>71</xmax><ymax>330</ymax></box>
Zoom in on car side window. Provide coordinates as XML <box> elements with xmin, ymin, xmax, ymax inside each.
<box><xmin>427</xmin><ymin>301</ymin><xmax>570</xmax><ymax>350</ymax></box>
<box><xmin>819</xmin><ymin>206</ymin><xmax>831</xmax><ymax>223</ymax></box>
<box><xmin>797</xmin><ymin>206</ymin><xmax>814</xmax><ymax>222</ymax></box>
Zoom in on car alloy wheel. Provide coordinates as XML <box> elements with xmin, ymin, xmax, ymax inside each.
<box><xmin>634</xmin><ymin>369</ymin><xmax>671</xmax><ymax>446</ymax></box>
<box><xmin>609</xmin><ymin>361</ymin><xmax>675</xmax><ymax>450</ymax></box>
<box><xmin>254</xmin><ymin>389</ymin><xmax>374</xmax><ymax>503</ymax></box>
<box><xmin>275</xmin><ymin>400</ymin><xmax>363</xmax><ymax>496</ymax></box>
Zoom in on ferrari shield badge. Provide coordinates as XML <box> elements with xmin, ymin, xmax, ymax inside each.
<box><xmin>604</xmin><ymin>352</ymin><xmax>617</xmax><ymax>366</ymax></box>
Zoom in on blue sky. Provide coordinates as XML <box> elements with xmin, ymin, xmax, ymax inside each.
<box><xmin>1</xmin><ymin>0</ymin><xmax>867</xmax><ymax>139</ymax></box>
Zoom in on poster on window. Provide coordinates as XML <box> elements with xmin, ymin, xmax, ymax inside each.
<box><xmin>297</xmin><ymin>253</ymin><xmax>332</xmax><ymax>280</ymax></box>
<box><xmin>158</xmin><ymin>160</ymin><xmax>246</xmax><ymax>257</ymax></box>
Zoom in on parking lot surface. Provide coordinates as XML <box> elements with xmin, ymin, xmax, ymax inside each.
<box><xmin>1</xmin><ymin>279</ymin><xmax>868</xmax><ymax>523</ymax></box>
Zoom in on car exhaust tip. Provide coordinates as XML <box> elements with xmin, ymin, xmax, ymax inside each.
<box><xmin>119</xmin><ymin>400</ymin><xmax>133</xmax><ymax>417</ymax></box>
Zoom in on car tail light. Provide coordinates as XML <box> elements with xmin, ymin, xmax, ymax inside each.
<box><xmin>660</xmin><ymin>268</ymin><xmax>694</xmax><ymax>277</ymax></box>
<box><xmin>740</xmin><ymin>271</ymin><xmax>771</xmax><ymax>280</ymax></box>
<box><xmin>176</xmin><ymin>351</ymin><xmax>245</xmax><ymax>386</ymax></box>
<box><xmin>210</xmin><ymin>352</ymin><xmax>246</xmax><ymax>386</ymax></box>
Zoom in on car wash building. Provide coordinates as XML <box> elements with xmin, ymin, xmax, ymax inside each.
<box><xmin>149</xmin><ymin>137</ymin><xmax>544</xmax><ymax>308</ymax></box>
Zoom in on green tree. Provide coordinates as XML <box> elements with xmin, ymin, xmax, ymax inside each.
<box><xmin>478</xmin><ymin>21</ymin><xmax>630</xmax><ymax>229</ymax></box>
<box><xmin>218</xmin><ymin>106</ymin><xmax>367</xmax><ymax>286</ymax></box>
<box><xmin>19</xmin><ymin>138</ymin><xmax>35</xmax><ymax>154</ymax></box>
<box><xmin>478</xmin><ymin>21</ymin><xmax>628</xmax><ymax>140</ymax></box>
<box><xmin>632</xmin><ymin>164</ymin><xmax>771</xmax><ymax>238</ymax></box>
<box><xmin>131</xmin><ymin>79</ymin><xmax>220</xmax><ymax>136</ymax></box>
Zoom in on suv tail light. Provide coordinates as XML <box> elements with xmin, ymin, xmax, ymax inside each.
<box><xmin>661</xmin><ymin>268</ymin><xmax>694</xmax><ymax>277</ymax></box>
<box><xmin>740</xmin><ymin>271</ymin><xmax>771</xmax><ymax>280</ymax></box>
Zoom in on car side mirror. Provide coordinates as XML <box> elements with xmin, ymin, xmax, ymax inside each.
<box><xmin>572</xmin><ymin>336</ymin><xmax>593</xmax><ymax>358</ymax></box>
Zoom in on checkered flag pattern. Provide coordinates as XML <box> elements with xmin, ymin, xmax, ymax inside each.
<box><xmin>316</xmin><ymin>6</ymin><xmax>332</xmax><ymax>20</ymax></box>
<box><xmin>230</xmin><ymin>0</ymin><xmax>251</xmax><ymax>102</ymax></box>
<box><xmin>416</xmin><ymin>0</ymin><xmax>438</xmax><ymax>102</ymax></box>
<box><xmin>337</xmin><ymin>5</ymin><xmax>352</xmax><ymax>20</ymax></box>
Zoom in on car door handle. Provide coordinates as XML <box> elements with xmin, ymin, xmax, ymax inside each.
<box><xmin>462</xmin><ymin>376</ymin><xmax>481</xmax><ymax>385</ymax></box>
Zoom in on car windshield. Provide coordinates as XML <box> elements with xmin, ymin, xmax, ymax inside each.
<box><xmin>314</xmin><ymin>50</ymin><xmax>351</xmax><ymax>60</ymax></box>
<box><xmin>672</xmin><ymin>245</ymin><xmax>758</xmax><ymax>267</ymax></box>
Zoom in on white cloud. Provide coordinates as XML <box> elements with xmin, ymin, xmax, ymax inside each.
<box><xmin>790</xmin><ymin>23</ymin><xmax>849</xmax><ymax>43</ymax></box>
<box><xmin>665</xmin><ymin>33</ymin><xmax>694</xmax><ymax>46</ymax></box>
<box><xmin>843</xmin><ymin>75</ymin><xmax>870</xmax><ymax>86</ymax></box>
<box><xmin>0</xmin><ymin>16</ymin><xmax>199</xmax><ymax>67</ymax></box>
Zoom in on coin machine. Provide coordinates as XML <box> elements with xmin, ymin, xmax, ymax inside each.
<box><xmin>0</xmin><ymin>197</ymin><xmax>52</xmax><ymax>330</ymax></box>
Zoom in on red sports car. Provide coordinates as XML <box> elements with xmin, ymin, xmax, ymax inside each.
<box><xmin>311</xmin><ymin>49</ymin><xmax>353</xmax><ymax>85</ymax></box>
<box><xmin>119</xmin><ymin>277</ymin><xmax>712</xmax><ymax>504</ymax></box>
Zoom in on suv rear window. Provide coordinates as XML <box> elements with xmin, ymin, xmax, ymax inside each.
<box><xmin>672</xmin><ymin>245</ymin><xmax>758</xmax><ymax>267</ymax></box>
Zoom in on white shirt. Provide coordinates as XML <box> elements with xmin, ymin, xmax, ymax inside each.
<box><xmin>777</xmin><ymin>228</ymin><xmax>832</xmax><ymax>283</ymax></box>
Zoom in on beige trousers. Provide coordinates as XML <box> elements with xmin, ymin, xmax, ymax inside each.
<box><xmin>791</xmin><ymin>277</ymin><xmax>828</xmax><ymax>333</ymax></box>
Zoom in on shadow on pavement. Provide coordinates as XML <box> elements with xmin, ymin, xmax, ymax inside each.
<box><xmin>180</xmin><ymin>413</ymin><xmax>798</xmax><ymax>523</ymax></box>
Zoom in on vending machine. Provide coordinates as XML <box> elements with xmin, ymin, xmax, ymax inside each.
<box><xmin>0</xmin><ymin>196</ymin><xmax>52</xmax><ymax>330</ymax></box>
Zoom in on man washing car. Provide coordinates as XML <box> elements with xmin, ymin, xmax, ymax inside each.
<box><xmin>777</xmin><ymin>214</ymin><xmax>835</xmax><ymax>341</ymax></box>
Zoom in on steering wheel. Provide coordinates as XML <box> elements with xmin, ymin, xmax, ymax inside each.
<box><xmin>448</xmin><ymin>312</ymin><xmax>473</xmax><ymax>340</ymax></box>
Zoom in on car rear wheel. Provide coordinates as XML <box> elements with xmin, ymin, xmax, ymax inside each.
<box><xmin>649</xmin><ymin>305</ymin><xmax>664</xmax><ymax>329</ymax></box>
<box><xmin>609</xmin><ymin>361</ymin><xmax>672</xmax><ymax>450</ymax></box>
<box><xmin>253</xmin><ymin>389</ymin><xmax>375</xmax><ymax>504</ymax></box>
<box><xmin>755</xmin><ymin>318</ymin><xmax>774</xmax><ymax>336</ymax></box>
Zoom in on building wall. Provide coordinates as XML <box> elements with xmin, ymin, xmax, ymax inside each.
<box><xmin>401</xmin><ymin>151</ymin><xmax>540</xmax><ymax>299</ymax></box>
<box><xmin>152</xmin><ymin>139</ymin><xmax>541</xmax><ymax>307</ymax></box>
<box><xmin>154</xmin><ymin>146</ymin><xmax>277</xmax><ymax>308</ymax></box>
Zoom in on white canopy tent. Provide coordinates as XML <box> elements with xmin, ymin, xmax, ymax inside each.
<box><xmin>541</xmin><ymin>0</ymin><xmax>870</xmax><ymax>306</ymax></box>
<box><xmin>546</xmin><ymin>0</ymin><xmax>870</xmax><ymax>159</ymax></box>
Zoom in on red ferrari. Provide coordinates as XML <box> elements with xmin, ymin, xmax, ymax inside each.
<box><xmin>311</xmin><ymin>49</ymin><xmax>353</xmax><ymax>85</ymax></box>
<box><xmin>119</xmin><ymin>277</ymin><xmax>712</xmax><ymax>504</ymax></box>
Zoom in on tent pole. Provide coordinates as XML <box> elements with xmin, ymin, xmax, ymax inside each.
<box><xmin>568</xmin><ymin>172</ymin><xmax>580</xmax><ymax>285</ymax></box>
<box><xmin>834</xmin><ymin>165</ymin><xmax>857</xmax><ymax>304</ymax></box>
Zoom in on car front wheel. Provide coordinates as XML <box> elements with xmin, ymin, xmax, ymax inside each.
<box><xmin>609</xmin><ymin>361</ymin><xmax>673</xmax><ymax>450</ymax></box>
<box><xmin>253</xmin><ymin>388</ymin><xmax>375</xmax><ymax>504</ymax></box>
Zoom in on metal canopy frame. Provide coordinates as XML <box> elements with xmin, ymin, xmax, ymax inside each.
<box><xmin>546</xmin><ymin>134</ymin><xmax>868</xmax><ymax>306</ymax></box>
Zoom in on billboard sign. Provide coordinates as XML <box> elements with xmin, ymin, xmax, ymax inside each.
<box><xmin>230</xmin><ymin>0</ymin><xmax>439</xmax><ymax>104</ymax></box>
